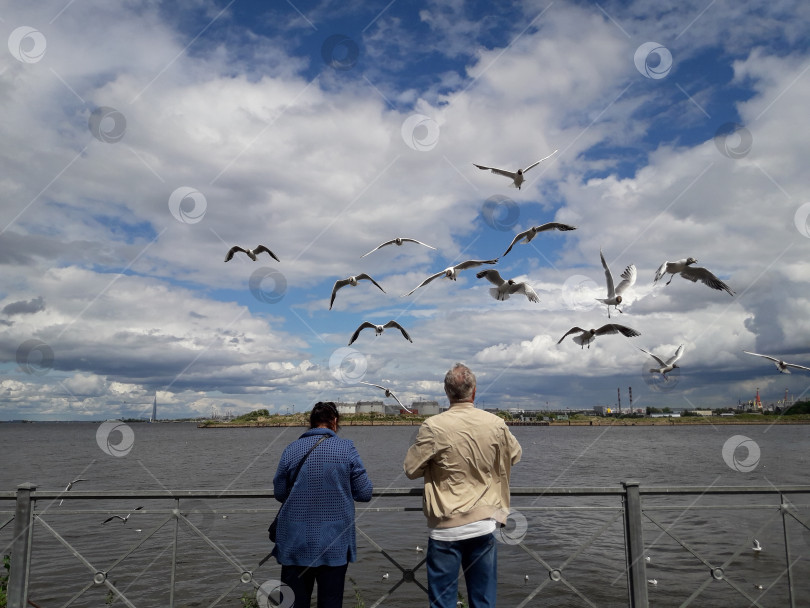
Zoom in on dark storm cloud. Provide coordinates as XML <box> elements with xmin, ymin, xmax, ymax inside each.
<box><xmin>2</xmin><ymin>296</ymin><xmax>45</xmax><ymax>316</ymax></box>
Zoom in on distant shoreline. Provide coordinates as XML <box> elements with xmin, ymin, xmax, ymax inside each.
<box><xmin>197</xmin><ymin>417</ymin><xmax>810</xmax><ymax>428</ymax></box>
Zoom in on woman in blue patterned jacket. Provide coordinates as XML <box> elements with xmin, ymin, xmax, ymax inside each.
<box><xmin>271</xmin><ymin>402</ymin><xmax>373</xmax><ymax>607</ymax></box>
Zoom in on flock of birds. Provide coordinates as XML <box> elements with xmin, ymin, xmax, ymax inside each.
<box><xmin>221</xmin><ymin>152</ymin><xmax>808</xmax><ymax>404</ymax></box>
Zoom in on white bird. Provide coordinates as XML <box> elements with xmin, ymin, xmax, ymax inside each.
<box><xmin>403</xmin><ymin>259</ymin><xmax>498</xmax><ymax>296</ymax></box>
<box><xmin>639</xmin><ymin>344</ymin><xmax>684</xmax><ymax>377</ymax></box>
<box><xmin>359</xmin><ymin>381</ymin><xmax>413</xmax><ymax>413</ymax></box>
<box><xmin>329</xmin><ymin>274</ymin><xmax>385</xmax><ymax>309</ymax></box>
<box><xmin>476</xmin><ymin>269</ymin><xmax>539</xmax><ymax>302</ymax></box>
<box><xmin>59</xmin><ymin>477</ymin><xmax>88</xmax><ymax>506</ymax></box>
<box><xmin>349</xmin><ymin>321</ymin><xmax>412</xmax><ymax>346</ymax></box>
<box><xmin>102</xmin><ymin>506</ymin><xmax>143</xmax><ymax>525</ymax></box>
<box><xmin>645</xmin><ymin>555</ymin><xmax>651</xmax><ymax>563</ymax></box>
<box><xmin>381</xmin><ymin>572</ymin><xmax>390</xmax><ymax>581</ymax></box>
<box><xmin>653</xmin><ymin>257</ymin><xmax>733</xmax><ymax>295</ymax></box>
<box><xmin>753</xmin><ymin>584</ymin><xmax>763</xmax><ymax>590</ymax></box>
<box><xmin>743</xmin><ymin>351</ymin><xmax>810</xmax><ymax>374</ymax></box>
<box><xmin>416</xmin><ymin>545</ymin><xmax>424</xmax><ymax>552</ymax></box>
<box><xmin>224</xmin><ymin>245</ymin><xmax>280</xmax><ymax>262</ymax></box>
<box><xmin>360</xmin><ymin>237</ymin><xmax>437</xmax><ymax>258</ymax></box>
<box><xmin>753</xmin><ymin>539</ymin><xmax>762</xmax><ymax>552</ymax></box>
<box><xmin>501</xmin><ymin>222</ymin><xmax>577</xmax><ymax>257</ymax></box>
<box><xmin>596</xmin><ymin>250</ymin><xmax>636</xmax><ymax>318</ymax></box>
<box><xmin>524</xmin><ymin>574</ymin><xmax>529</xmax><ymax>584</ymax></box>
<box><xmin>647</xmin><ymin>579</ymin><xmax>657</xmax><ymax>585</ymax></box>
<box><xmin>473</xmin><ymin>150</ymin><xmax>558</xmax><ymax>190</ymax></box>
<box><xmin>557</xmin><ymin>324</ymin><xmax>641</xmax><ymax>349</ymax></box>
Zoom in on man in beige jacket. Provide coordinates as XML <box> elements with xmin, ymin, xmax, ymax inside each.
<box><xmin>404</xmin><ymin>363</ymin><xmax>522</xmax><ymax>608</ymax></box>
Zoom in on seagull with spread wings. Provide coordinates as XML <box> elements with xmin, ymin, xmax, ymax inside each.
<box><xmin>403</xmin><ymin>259</ymin><xmax>498</xmax><ymax>296</ymax></box>
<box><xmin>476</xmin><ymin>269</ymin><xmax>539</xmax><ymax>302</ymax></box>
<box><xmin>653</xmin><ymin>257</ymin><xmax>733</xmax><ymax>295</ymax></box>
<box><xmin>360</xmin><ymin>237</ymin><xmax>436</xmax><ymax>258</ymax></box>
<box><xmin>640</xmin><ymin>344</ymin><xmax>684</xmax><ymax>377</ymax></box>
<box><xmin>473</xmin><ymin>150</ymin><xmax>558</xmax><ymax>190</ymax></box>
<box><xmin>102</xmin><ymin>506</ymin><xmax>143</xmax><ymax>525</ymax></box>
<box><xmin>359</xmin><ymin>381</ymin><xmax>413</xmax><ymax>413</ymax></box>
<box><xmin>330</xmin><ymin>274</ymin><xmax>385</xmax><ymax>309</ymax></box>
<box><xmin>348</xmin><ymin>321</ymin><xmax>412</xmax><ymax>346</ymax></box>
<box><xmin>743</xmin><ymin>351</ymin><xmax>810</xmax><ymax>373</ymax></box>
<box><xmin>597</xmin><ymin>250</ymin><xmax>636</xmax><ymax>318</ymax></box>
<box><xmin>59</xmin><ymin>477</ymin><xmax>88</xmax><ymax>506</ymax></box>
<box><xmin>501</xmin><ymin>222</ymin><xmax>577</xmax><ymax>257</ymax></box>
<box><xmin>557</xmin><ymin>324</ymin><xmax>641</xmax><ymax>349</ymax></box>
<box><xmin>224</xmin><ymin>245</ymin><xmax>280</xmax><ymax>262</ymax></box>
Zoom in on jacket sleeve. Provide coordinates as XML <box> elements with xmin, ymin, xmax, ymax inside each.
<box><xmin>272</xmin><ymin>448</ymin><xmax>291</xmax><ymax>503</ymax></box>
<box><xmin>506</xmin><ymin>426</ymin><xmax>522</xmax><ymax>465</ymax></box>
<box><xmin>403</xmin><ymin>423</ymin><xmax>435</xmax><ymax>479</ymax></box>
<box><xmin>349</xmin><ymin>445</ymin><xmax>373</xmax><ymax>502</ymax></box>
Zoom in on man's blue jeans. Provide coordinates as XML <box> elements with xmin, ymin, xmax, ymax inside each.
<box><xmin>426</xmin><ymin>533</ymin><xmax>497</xmax><ymax>608</ymax></box>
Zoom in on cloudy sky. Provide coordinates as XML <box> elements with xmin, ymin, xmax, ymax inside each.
<box><xmin>1</xmin><ymin>0</ymin><xmax>809</xmax><ymax>420</ymax></box>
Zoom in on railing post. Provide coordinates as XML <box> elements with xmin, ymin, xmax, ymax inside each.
<box><xmin>8</xmin><ymin>483</ymin><xmax>36</xmax><ymax>608</ymax></box>
<box><xmin>622</xmin><ymin>481</ymin><xmax>648</xmax><ymax>608</ymax></box>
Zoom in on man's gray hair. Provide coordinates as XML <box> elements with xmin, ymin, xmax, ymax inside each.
<box><xmin>444</xmin><ymin>363</ymin><xmax>476</xmax><ymax>402</ymax></box>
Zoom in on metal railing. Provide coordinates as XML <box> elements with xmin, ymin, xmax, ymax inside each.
<box><xmin>2</xmin><ymin>482</ymin><xmax>809</xmax><ymax>607</ymax></box>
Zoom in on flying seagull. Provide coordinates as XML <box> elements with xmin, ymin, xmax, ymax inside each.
<box><xmin>639</xmin><ymin>344</ymin><xmax>684</xmax><ymax>376</ymax></box>
<box><xmin>330</xmin><ymin>274</ymin><xmax>385</xmax><ymax>310</ymax></box>
<box><xmin>348</xmin><ymin>321</ymin><xmax>412</xmax><ymax>346</ymax></box>
<box><xmin>360</xmin><ymin>237</ymin><xmax>437</xmax><ymax>258</ymax></box>
<box><xmin>597</xmin><ymin>250</ymin><xmax>637</xmax><ymax>318</ymax></box>
<box><xmin>501</xmin><ymin>222</ymin><xmax>577</xmax><ymax>257</ymax></box>
<box><xmin>476</xmin><ymin>269</ymin><xmax>539</xmax><ymax>302</ymax></box>
<box><xmin>403</xmin><ymin>259</ymin><xmax>498</xmax><ymax>296</ymax></box>
<box><xmin>557</xmin><ymin>324</ymin><xmax>641</xmax><ymax>349</ymax></box>
<box><xmin>359</xmin><ymin>380</ymin><xmax>413</xmax><ymax>413</ymax></box>
<box><xmin>753</xmin><ymin>539</ymin><xmax>763</xmax><ymax>552</ymax></box>
<box><xmin>102</xmin><ymin>506</ymin><xmax>144</xmax><ymax>525</ymax></box>
<box><xmin>743</xmin><ymin>351</ymin><xmax>810</xmax><ymax>374</ymax></box>
<box><xmin>653</xmin><ymin>257</ymin><xmax>733</xmax><ymax>295</ymax></box>
<box><xmin>224</xmin><ymin>245</ymin><xmax>280</xmax><ymax>262</ymax></box>
<box><xmin>59</xmin><ymin>477</ymin><xmax>88</xmax><ymax>506</ymax></box>
<box><xmin>473</xmin><ymin>150</ymin><xmax>558</xmax><ymax>190</ymax></box>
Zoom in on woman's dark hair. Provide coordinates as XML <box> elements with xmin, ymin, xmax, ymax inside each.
<box><xmin>310</xmin><ymin>401</ymin><xmax>340</xmax><ymax>430</ymax></box>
